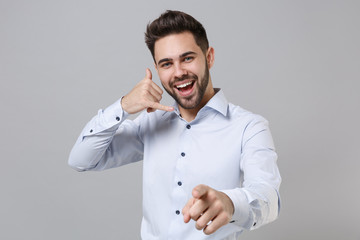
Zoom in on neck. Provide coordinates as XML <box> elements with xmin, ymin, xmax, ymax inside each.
<box><xmin>179</xmin><ymin>80</ymin><xmax>215</xmax><ymax>122</ymax></box>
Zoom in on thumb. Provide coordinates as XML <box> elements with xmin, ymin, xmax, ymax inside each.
<box><xmin>192</xmin><ymin>184</ymin><xmax>209</xmax><ymax>199</ymax></box>
<box><xmin>146</xmin><ymin>68</ymin><xmax>152</xmax><ymax>80</ymax></box>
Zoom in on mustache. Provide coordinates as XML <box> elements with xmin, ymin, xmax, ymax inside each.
<box><xmin>173</xmin><ymin>74</ymin><xmax>198</xmax><ymax>83</ymax></box>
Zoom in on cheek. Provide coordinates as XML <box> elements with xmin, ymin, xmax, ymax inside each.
<box><xmin>189</xmin><ymin>61</ymin><xmax>205</xmax><ymax>76</ymax></box>
<box><xmin>159</xmin><ymin>71</ymin><xmax>172</xmax><ymax>85</ymax></box>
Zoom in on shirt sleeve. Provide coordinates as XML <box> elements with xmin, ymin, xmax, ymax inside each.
<box><xmin>68</xmin><ymin>98</ymin><xmax>144</xmax><ymax>172</ymax></box>
<box><xmin>221</xmin><ymin>115</ymin><xmax>281</xmax><ymax>230</ymax></box>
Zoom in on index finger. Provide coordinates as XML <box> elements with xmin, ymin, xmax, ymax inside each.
<box><xmin>182</xmin><ymin>198</ymin><xmax>196</xmax><ymax>223</ymax></box>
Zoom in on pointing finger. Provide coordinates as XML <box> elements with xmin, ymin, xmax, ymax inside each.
<box><xmin>182</xmin><ymin>198</ymin><xmax>196</xmax><ymax>223</ymax></box>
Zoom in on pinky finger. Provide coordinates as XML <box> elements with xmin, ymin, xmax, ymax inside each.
<box><xmin>149</xmin><ymin>102</ymin><xmax>174</xmax><ymax>112</ymax></box>
<box><xmin>203</xmin><ymin>215</ymin><xmax>226</xmax><ymax>235</ymax></box>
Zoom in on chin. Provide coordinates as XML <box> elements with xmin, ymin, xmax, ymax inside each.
<box><xmin>177</xmin><ymin>96</ymin><xmax>202</xmax><ymax>109</ymax></box>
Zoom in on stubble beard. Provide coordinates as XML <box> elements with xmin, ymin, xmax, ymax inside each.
<box><xmin>162</xmin><ymin>64</ymin><xmax>210</xmax><ymax>110</ymax></box>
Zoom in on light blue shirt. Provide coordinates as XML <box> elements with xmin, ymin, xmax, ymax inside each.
<box><xmin>68</xmin><ymin>89</ymin><xmax>281</xmax><ymax>240</ymax></box>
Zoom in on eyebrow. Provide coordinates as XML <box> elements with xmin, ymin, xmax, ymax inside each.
<box><xmin>157</xmin><ymin>51</ymin><xmax>197</xmax><ymax>65</ymax></box>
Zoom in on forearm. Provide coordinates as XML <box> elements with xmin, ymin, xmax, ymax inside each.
<box><xmin>68</xmin><ymin>98</ymin><xmax>143</xmax><ymax>171</ymax></box>
<box><xmin>222</xmin><ymin>116</ymin><xmax>281</xmax><ymax>230</ymax></box>
<box><xmin>68</xmin><ymin>123</ymin><xmax>121</xmax><ymax>172</ymax></box>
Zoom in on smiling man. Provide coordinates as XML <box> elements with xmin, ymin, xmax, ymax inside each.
<box><xmin>69</xmin><ymin>10</ymin><xmax>281</xmax><ymax>240</ymax></box>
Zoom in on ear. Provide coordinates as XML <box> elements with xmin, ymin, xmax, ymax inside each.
<box><xmin>206</xmin><ymin>47</ymin><xmax>215</xmax><ymax>69</ymax></box>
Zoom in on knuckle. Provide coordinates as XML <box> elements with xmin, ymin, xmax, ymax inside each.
<box><xmin>203</xmin><ymin>224</ymin><xmax>213</xmax><ymax>235</ymax></box>
<box><xmin>196</xmin><ymin>217</ymin><xmax>205</xmax><ymax>226</ymax></box>
<box><xmin>204</xmin><ymin>226</ymin><xmax>214</xmax><ymax>235</ymax></box>
<box><xmin>194</xmin><ymin>184</ymin><xmax>206</xmax><ymax>195</ymax></box>
<box><xmin>140</xmin><ymin>89</ymin><xmax>148</xmax><ymax>97</ymax></box>
<box><xmin>195</xmin><ymin>222</ymin><xmax>204</xmax><ymax>230</ymax></box>
<box><xmin>217</xmin><ymin>212</ymin><xmax>226</xmax><ymax>221</ymax></box>
<box><xmin>219</xmin><ymin>212</ymin><xmax>230</xmax><ymax>223</ymax></box>
<box><xmin>149</xmin><ymin>101</ymin><xmax>156</xmax><ymax>108</ymax></box>
<box><xmin>189</xmin><ymin>210</ymin><xmax>201</xmax><ymax>220</ymax></box>
<box><xmin>198</xmin><ymin>184</ymin><xmax>207</xmax><ymax>189</ymax></box>
<box><xmin>144</xmin><ymin>84</ymin><xmax>151</xmax><ymax>91</ymax></box>
<box><xmin>213</xmin><ymin>201</ymin><xmax>222</xmax><ymax>212</ymax></box>
<box><xmin>188</xmin><ymin>208</ymin><xmax>196</xmax><ymax>218</ymax></box>
<box><xmin>207</xmin><ymin>191</ymin><xmax>216</xmax><ymax>201</ymax></box>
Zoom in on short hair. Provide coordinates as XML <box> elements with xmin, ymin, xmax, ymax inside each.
<box><xmin>145</xmin><ymin>10</ymin><xmax>209</xmax><ymax>60</ymax></box>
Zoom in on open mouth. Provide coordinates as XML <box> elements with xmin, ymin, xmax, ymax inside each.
<box><xmin>175</xmin><ymin>80</ymin><xmax>195</xmax><ymax>93</ymax></box>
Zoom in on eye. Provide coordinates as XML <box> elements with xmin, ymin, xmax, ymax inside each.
<box><xmin>184</xmin><ymin>56</ymin><xmax>193</xmax><ymax>62</ymax></box>
<box><xmin>161</xmin><ymin>62</ymin><xmax>172</xmax><ymax>68</ymax></box>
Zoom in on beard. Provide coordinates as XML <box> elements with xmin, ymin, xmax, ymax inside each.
<box><xmin>162</xmin><ymin>63</ymin><xmax>210</xmax><ymax>110</ymax></box>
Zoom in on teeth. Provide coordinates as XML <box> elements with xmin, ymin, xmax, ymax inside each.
<box><xmin>176</xmin><ymin>81</ymin><xmax>192</xmax><ymax>88</ymax></box>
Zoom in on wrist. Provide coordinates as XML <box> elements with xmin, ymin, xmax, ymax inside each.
<box><xmin>121</xmin><ymin>95</ymin><xmax>131</xmax><ymax>113</ymax></box>
<box><xmin>220</xmin><ymin>191</ymin><xmax>235</xmax><ymax>216</ymax></box>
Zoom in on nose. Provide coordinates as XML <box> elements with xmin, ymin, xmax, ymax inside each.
<box><xmin>173</xmin><ymin>62</ymin><xmax>187</xmax><ymax>79</ymax></box>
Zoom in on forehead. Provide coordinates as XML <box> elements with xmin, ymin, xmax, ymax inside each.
<box><xmin>154</xmin><ymin>32</ymin><xmax>202</xmax><ymax>62</ymax></box>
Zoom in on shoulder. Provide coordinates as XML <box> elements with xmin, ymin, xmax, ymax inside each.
<box><xmin>227</xmin><ymin>103</ymin><xmax>268</xmax><ymax>126</ymax></box>
<box><xmin>227</xmin><ymin>103</ymin><xmax>274</xmax><ymax>149</ymax></box>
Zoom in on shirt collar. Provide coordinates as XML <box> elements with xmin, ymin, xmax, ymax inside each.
<box><xmin>204</xmin><ymin>88</ymin><xmax>229</xmax><ymax>117</ymax></box>
<box><xmin>166</xmin><ymin>88</ymin><xmax>228</xmax><ymax>117</ymax></box>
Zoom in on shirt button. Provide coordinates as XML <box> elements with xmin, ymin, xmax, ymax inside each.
<box><xmin>175</xmin><ymin>210</ymin><xmax>180</xmax><ymax>215</ymax></box>
<box><xmin>186</xmin><ymin>124</ymin><xmax>191</xmax><ymax>129</ymax></box>
<box><xmin>116</xmin><ymin>116</ymin><xmax>120</xmax><ymax>121</ymax></box>
<box><xmin>90</xmin><ymin>129</ymin><xmax>93</xmax><ymax>133</ymax></box>
<box><xmin>177</xmin><ymin>181</ymin><xmax>182</xmax><ymax>186</ymax></box>
<box><xmin>181</xmin><ymin>152</ymin><xmax>185</xmax><ymax>157</ymax></box>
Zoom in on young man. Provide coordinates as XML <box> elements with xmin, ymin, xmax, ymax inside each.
<box><xmin>69</xmin><ymin>10</ymin><xmax>281</xmax><ymax>240</ymax></box>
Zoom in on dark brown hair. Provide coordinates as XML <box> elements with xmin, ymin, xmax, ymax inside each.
<box><xmin>145</xmin><ymin>10</ymin><xmax>209</xmax><ymax>60</ymax></box>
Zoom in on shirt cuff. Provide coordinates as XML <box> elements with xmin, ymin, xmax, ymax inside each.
<box><xmin>83</xmin><ymin>97</ymin><xmax>130</xmax><ymax>137</ymax></box>
<box><xmin>103</xmin><ymin>97</ymin><xmax>130</xmax><ymax>125</ymax></box>
<box><xmin>220</xmin><ymin>188</ymin><xmax>253</xmax><ymax>229</ymax></box>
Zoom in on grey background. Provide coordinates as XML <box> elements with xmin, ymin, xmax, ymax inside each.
<box><xmin>1</xmin><ymin>0</ymin><xmax>359</xmax><ymax>239</ymax></box>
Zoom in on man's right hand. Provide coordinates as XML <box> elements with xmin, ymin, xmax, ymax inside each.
<box><xmin>121</xmin><ymin>68</ymin><xmax>174</xmax><ymax>114</ymax></box>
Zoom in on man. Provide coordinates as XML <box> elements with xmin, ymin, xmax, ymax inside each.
<box><xmin>69</xmin><ymin>10</ymin><xmax>281</xmax><ymax>240</ymax></box>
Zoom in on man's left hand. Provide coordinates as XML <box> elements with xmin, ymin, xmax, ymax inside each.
<box><xmin>182</xmin><ymin>184</ymin><xmax>234</xmax><ymax>235</ymax></box>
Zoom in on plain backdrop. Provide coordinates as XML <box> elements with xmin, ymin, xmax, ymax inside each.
<box><xmin>1</xmin><ymin>0</ymin><xmax>359</xmax><ymax>239</ymax></box>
